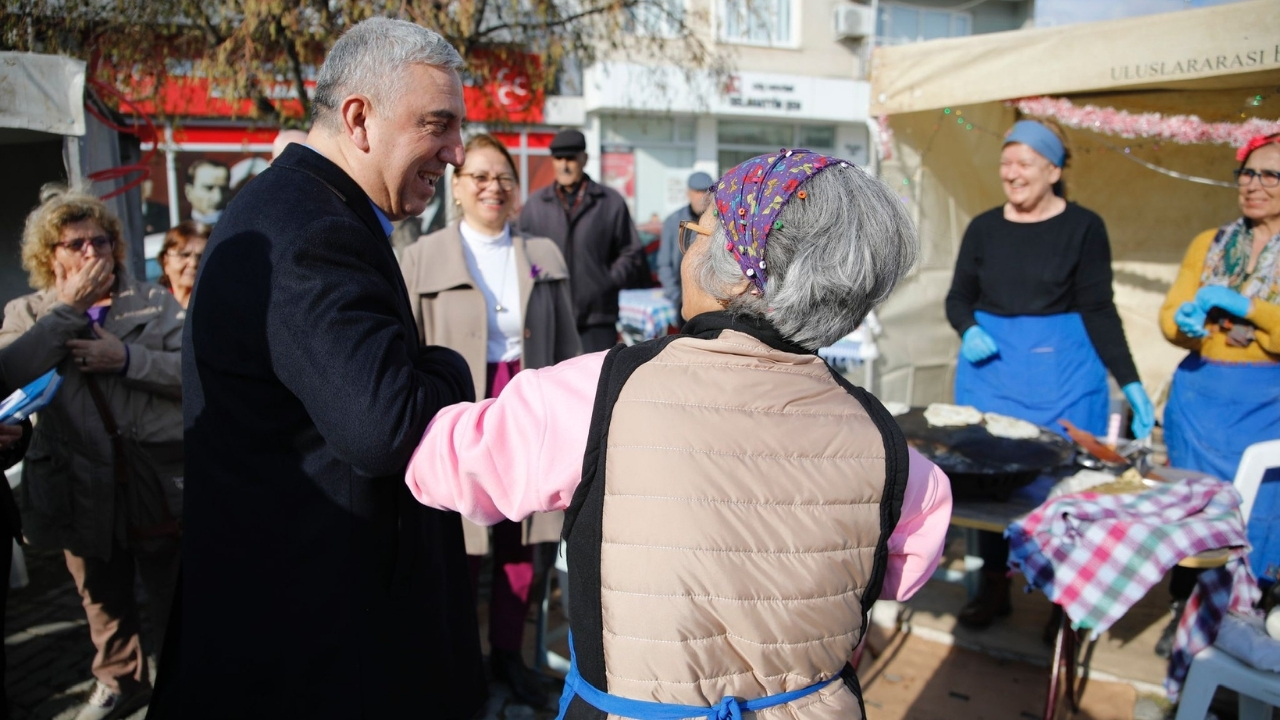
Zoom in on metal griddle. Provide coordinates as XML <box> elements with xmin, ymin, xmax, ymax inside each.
<box><xmin>894</xmin><ymin>407</ymin><xmax>1075</xmax><ymax>500</ymax></box>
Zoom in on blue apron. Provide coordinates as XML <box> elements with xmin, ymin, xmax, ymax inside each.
<box><xmin>954</xmin><ymin>311</ymin><xmax>1110</xmax><ymax>438</ymax></box>
<box><xmin>1165</xmin><ymin>354</ymin><xmax>1280</xmax><ymax>582</ymax></box>
<box><xmin>557</xmin><ymin>635</ymin><xmax>840</xmax><ymax>720</ymax></box>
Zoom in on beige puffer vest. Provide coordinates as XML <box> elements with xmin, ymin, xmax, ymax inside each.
<box><xmin>562</xmin><ymin>314</ymin><xmax>907</xmax><ymax>720</ymax></box>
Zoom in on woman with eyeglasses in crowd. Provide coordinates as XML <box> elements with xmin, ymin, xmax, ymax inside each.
<box><xmin>157</xmin><ymin>221</ymin><xmax>209</xmax><ymax>309</ymax></box>
<box><xmin>399</xmin><ymin>133</ymin><xmax>580</xmax><ymax>709</ymax></box>
<box><xmin>1155</xmin><ymin>134</ymin><xmax>1280</xmax><ymax>656</ymax></box>
<box><xmin>0</xmin><ymin>185</ymin><xmax>184</xmax><ymax>720</ymax></box>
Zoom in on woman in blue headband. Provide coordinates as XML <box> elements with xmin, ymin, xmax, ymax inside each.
<box><xmin>944</xmin><ymin>119</ymin><xmax>1154</xmax><ymax>632</ymax></box>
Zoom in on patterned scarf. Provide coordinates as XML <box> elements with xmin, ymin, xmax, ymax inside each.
<box><xmin>1201</xmin><ymin>217</ymin><xmax>1280</xmax><ymax>305</ymax></box>
<box><xmin>713</xmin><ymin>149</ymin><xmax>848</xmax><ymax>292</ymax></box>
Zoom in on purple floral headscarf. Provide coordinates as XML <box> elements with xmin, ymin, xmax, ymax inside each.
<box><xmin>713</xmin><ymin>149</ymin><xmax>849</xmax><ymax>292</ymax></box>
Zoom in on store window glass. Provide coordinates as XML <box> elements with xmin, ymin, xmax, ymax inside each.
<box><xmin>599</xmin><ymin>115</ymin><xmax>699</xmax><ymax>237</ymax></box>
<box><xmin>718</xmin><ymin>122</ymin><xmax>838</xmax><ymax>175</ymax></box>
<box><xmin>627</xmin><ymin>0</ymin><xmax>685</xmax><ymax>36</ymax></box>
<box><xmin>798</xmin><ymin>125</ymin><xmax>836</xmax><ymax>149</ymax></box>
<box><xmin>877</xmin><ymin>1</ymin><xmax>972</xmax><ymax>45</ymax></box>
<box><xmin>717</xmin><ymin>121</ymin><xmax>791</xmax><ymax>148</ymax></box>
<box><xmin>922</xmin><ymin>10</ymin><xmax>951</xmax><ymax>40</ymax></box>
<box><xmin>885</xmin><ymin>5</ymin><xmax>918</xmax><ymax>43</ymax></box>
<box><xmin>606</xmin><ymin>117</ymin><xmax>676</xmax><ymax>144</ymax></box>
<box><xmin>674</xmin><ymin>117</ymin><xmax>697</xmax><ymax>144</ymax></box>
<box><xmin>525</xmin><ymin>155</ymin><xmax>556</xmax><ymax>198</ymax></box>
<box><xmin>717</xmin><ymin>149</ymin><xmax>762</xmax><ymax>173</ymax></box>
<box><xmin>721</xmin><ymin>0</ymin><xmax>795</xmax><ymax>47</ymax></box>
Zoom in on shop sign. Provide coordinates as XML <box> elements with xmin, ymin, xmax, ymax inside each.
<box><xmin>585</xmin><ymin>64</ymin><xmax>869</xmax><ymax>122</ymax></box>
<box><xmin>128</xmin><ymin>54</ymin><xmax>545</xmax><ymax>124</ymax></box>
<box><xmin>720</xmin><ymin>74</ymin><xmax>803</xmax><ymax>113</ymax></box>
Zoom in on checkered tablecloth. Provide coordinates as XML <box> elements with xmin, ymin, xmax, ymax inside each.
<box><xmin>1006</xmin><ymin>475</ymin><xmax>1250</xmax><ymax>636</ymax></box>
<box><xmin>618</xmin><ymin>289</ymin><xmax>679</xmax><ymax>341</ymax></box>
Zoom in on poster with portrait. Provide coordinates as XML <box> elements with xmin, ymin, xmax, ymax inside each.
<box><xmin>174</xmin><ymin>150</ymin><xmax>271</xmax><ymax>225</ymax></box>
<box><xmin>140</xmin><ymin>149</ymin><xmax>271</xmax><ymax>281</ymax></box>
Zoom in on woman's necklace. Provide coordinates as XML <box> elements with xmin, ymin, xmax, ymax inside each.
<box><xmin>493</xmin><ymin>243</ymin><xmax>513</xmax><ymax>313</ymax></box>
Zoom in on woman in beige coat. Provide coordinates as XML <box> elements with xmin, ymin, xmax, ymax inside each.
<box><xmin>1</xmin><ymin>186</ymin><xmax>184</xmax><ymax>720</ymax></box>
<box><xmin>400</xmin><ymin>134</ymin><xmax>580</xmax><ymax>708</ymax></box>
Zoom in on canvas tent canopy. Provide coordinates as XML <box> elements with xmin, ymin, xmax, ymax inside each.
<box><xmin>0</xmin><ymin>51</ymin><xmax>145</xmax><ymax>306</ymax></box>
<box><xmin>867</xmin><ymin>0</ymin><xmax>1280</xmax><ymax>417</ymax></box>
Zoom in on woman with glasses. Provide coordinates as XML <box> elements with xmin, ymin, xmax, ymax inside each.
<box><xmin>157</xmin><ymin>221</ymin><xmax>209</xmax><ymax>309</ymax></box>
<box><xmin>0</xmin><ymin>185</ymin><xmax>184</xmax><ymax>720</ymax></box>
<box><xmin>400</xmin><ymin>133</ymin><xmax>579</xmax><ymax>708</ymax></box>
<box><xmin>1155</xmin><ymin>134</ymin><xmax>1280</xmax><ymax>651</ymax></box>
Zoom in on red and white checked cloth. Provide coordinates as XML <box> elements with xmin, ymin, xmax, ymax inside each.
<box><xmin>1006</xmin><ymin>475</ymin><xmax>1250</xmax><ymax>636</ymax></box>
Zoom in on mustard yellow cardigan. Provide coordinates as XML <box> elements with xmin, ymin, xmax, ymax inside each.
<box><xmin>1159</xmin><ymin>228</ymin><xmax>1280</xmax><ymax>363</ymax></box>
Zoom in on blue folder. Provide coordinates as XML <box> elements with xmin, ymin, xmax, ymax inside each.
<box><xmin>0</xmin><ymin>369</ymin><xmax>63</xmax><ymax>425</ymax></box>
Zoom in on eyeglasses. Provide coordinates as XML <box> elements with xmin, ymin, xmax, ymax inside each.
<box><xmin>166</xmin><ymin>249</ymin><xmax>203</xmax><ymax>263</ymax></box>
<box><xmin>457</xmin><ymin>172</ymin><xmax>517</xmax><ymax>191</ymax></box>
<box><xmin>678</xmin><ymin>221</ymin><xmax>713</xmax><ymax>254</ymax></box>
<box><xmin>54</xmin><ymin>235</ymin><xmax>114</xmax><ymax>254</ymax></box>
<box><xmin>1234</xmin><ymin>168</ymin><xmax>1280</xmax><ymax>188</ymax></box>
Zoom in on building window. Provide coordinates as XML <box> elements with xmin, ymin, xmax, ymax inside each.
<box><xmin>877</xmin><ymin>1</ymin><xmax>972</xmax><ymax>45</ymax></box>
<box><xmin>601</xmin><ymin>115</ymin><xmax>698</xmax><ymax>228</ymax></box>
<box><xmin>627</xmin><ymin>0</ymin><xmax>685</xmax><ymax>37</ymax></box>
<box><xmin>716</xmin><ymin>121</ymin><xmax>837</xmax><ymax>171</ymax></box>
<box><xmin>720</xmin><ymin>0</ymin><xmax>796</xmax><ymax>48</ymax></box>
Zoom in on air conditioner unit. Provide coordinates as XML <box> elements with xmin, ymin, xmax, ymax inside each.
<box><xmin>833</xmin><ymin>3</ymin><xmax>875</xmax><ymax>41</ymax></box>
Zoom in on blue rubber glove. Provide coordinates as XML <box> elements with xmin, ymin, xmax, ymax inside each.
<box><xmin>1195</xmin><ymin>285</ymin><xmax>1252</xmax><ymax>318</ymax></box>
<box><xmin>960</xmin><ymin>325</ymin><xmax>999</xmax><ymax>363</ymax></box>
<box><xmin>1174</xmin><ymin>302</ymin><xmax>1209</xmax><ymax>338</ymax></box>
<box><xmin>1122</xmin><ymin>382</ymin><xmax>1155</xmax><ymax>440</ymax></box>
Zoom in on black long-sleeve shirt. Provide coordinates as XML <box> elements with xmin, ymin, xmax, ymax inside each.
<box><xmin>945</xmin><ymin>203</ymin><xmax>1140</xmax><ymax>387</ymax></box>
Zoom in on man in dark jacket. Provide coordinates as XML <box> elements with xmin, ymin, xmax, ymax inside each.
<box><xmin>154</xmin><ymin>18</ymin><xmax>486</xmax><ymax>719</ymax></box>
<box><xmin>655</xmin><ymin>170</ymin><xmax>714</xmax><ymax>313</ymax></box>
<box><xmin>518</xmin><ymin>129</ymin><xmax>648</xmax><ymax>352</ymax></box>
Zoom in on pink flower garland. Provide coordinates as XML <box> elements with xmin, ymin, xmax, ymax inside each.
<box><xmin>1014</xmin><ymin>96</ymin><xmax>1280</xmax><ymax>149</ymax></box>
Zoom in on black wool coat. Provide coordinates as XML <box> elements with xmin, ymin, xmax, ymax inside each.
<box><xmin>517</xmin><ymin>175</ymin><xmax>648</xmax><ymax>328</ymax></box>
<box><xmin>155</xmin><ymin>144</ymin><xmax>486</xmax><ymax>719</ymax></box>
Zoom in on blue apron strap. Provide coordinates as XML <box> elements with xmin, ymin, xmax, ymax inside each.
<box><xmin>560</xmin><ymin>632</ymin><xmax>841</xmax><ymax>720</ymax></box>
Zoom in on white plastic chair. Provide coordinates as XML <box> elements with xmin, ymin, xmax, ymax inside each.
<box><xmin>1176</xmin><ymin>439</ymin><xmax>1280</xmax><ymax>720</ymax></box>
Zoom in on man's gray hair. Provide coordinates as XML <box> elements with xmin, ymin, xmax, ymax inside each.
<box><xmin>692</xmin><ymin>163</ymin><xmax>919</xmax><ymax>350</ymax></box>
<box><xmin>312</xmin><ymin>17</ymin><xmax>464</xmax><ymax>130</ymax></box>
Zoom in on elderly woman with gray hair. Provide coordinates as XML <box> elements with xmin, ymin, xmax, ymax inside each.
<box><xmin>407</xmin><ymin>150</ymin><xmax>952</xmax><ymax>718</ymax></box>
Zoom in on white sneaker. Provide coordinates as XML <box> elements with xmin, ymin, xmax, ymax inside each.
<box><xmin>73</xmin><ymin>681</ymin><xmax>150</xmax><ymax>720</ymax></box>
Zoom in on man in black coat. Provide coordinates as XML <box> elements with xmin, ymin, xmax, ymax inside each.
<box><xmin>518</xmin><ymin>129</ymin><xmax>648</xmax><ymax>352</ymax></box>
<box><xmin>153</xmin><ymin>18</ymin><xmax>486</xmax><ymax>719</ymax></box>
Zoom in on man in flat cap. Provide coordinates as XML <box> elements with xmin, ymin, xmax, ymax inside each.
<box><xmin>656</xmin><ymin>170</ymin><xmax>714</xmax><ymax>313</ymax></box>
<box><xmin>518</xmin><ymin>129</ymin><xmax>648</xmax><ymax>352</ymax></box>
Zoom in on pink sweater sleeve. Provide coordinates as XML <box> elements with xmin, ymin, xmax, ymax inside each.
<box><xmin>406</xmin><ymin>352</ymin><xmax>607</xmax><ymax>523</ymax></box>
<box><xmin>880</xmin><ymin>448</ymin><xmax>953</xmax><ymax>601</ymax></box>
<box><xmin>406</xmin><ymin>352</ymin><xmax>952</xmax><ymax>603</ymax></box>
